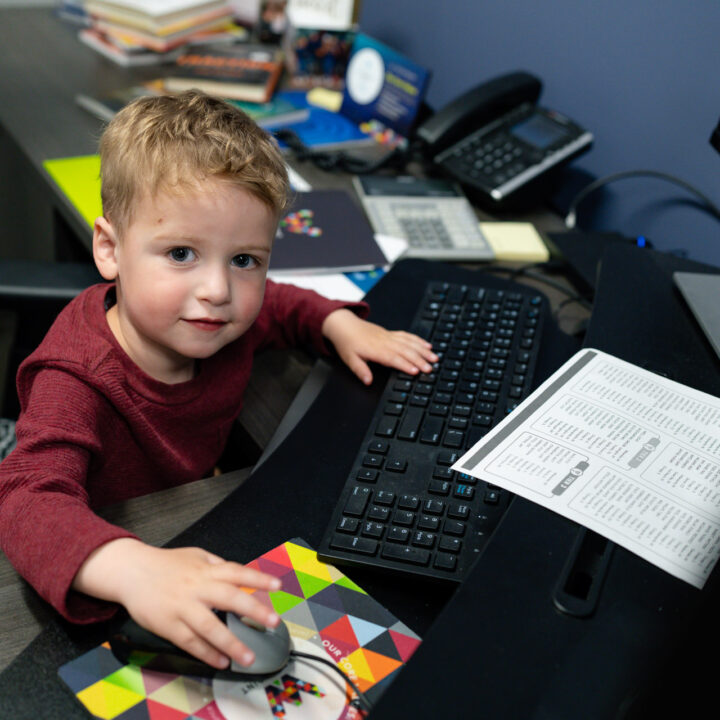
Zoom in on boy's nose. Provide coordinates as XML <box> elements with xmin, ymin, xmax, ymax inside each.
<box><xmin>198</xmin><ymin>265</ymin><xmax>232</xmax><ymax>305</ymax></box>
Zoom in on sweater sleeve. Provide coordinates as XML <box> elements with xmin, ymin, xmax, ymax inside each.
<box><xmin>256</xmin><ymin>280</ymin><xmax>369</xmax><ymax>354</ymax></box>
<box><xmin>0</xmin><ymin>368</ymin><xmax>136</xmax><ymax>623</ymax></box>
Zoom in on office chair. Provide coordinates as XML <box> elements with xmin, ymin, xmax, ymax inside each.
<box><xmin>0</xmin><ymin>259</ymin><xmax>102</xmax><ymax>457</ymax></box>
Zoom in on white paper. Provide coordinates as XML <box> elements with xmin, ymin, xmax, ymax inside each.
<box><xmin>268</xmin><ymin>271</ymin><xmax>365</xmax><ymax>301</ymax></box>
<box><xmin>374</xmin><ymin>233</ymin><xmax>408</xmax><ymax>264</ymax></box>
<box><xmin>453</xmin><ymin>348</ymin><xmax>720</xmax><ymax>588</ymax></box>
<box><xmin>287</xmin><ymin>0</ymin><xmax>356</xmax><ymax>30</ymax></box>
<box><xmin>286</xmin><ymin>163</ymin><xmax>312</xmax><ymax>191</ymax></box>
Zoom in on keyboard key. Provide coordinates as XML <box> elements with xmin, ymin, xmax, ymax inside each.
<box><xmin>420</xmin><ymin>416</ymin><xmax>444</xmax><ymax>444</ymax></box>
<box><xmin>443</xmin><ymin>519</ymin><xmax>466</xmax><ymax>536</ymax></box>
<box><xmin>387</xmin><ymin>526</ymin><xmax>410</xmax><ymax>543</ymax></box>
<box><xmin>337</xmin><ymin>517</ymin><xmax>359</xmax><ymax>533</ymax></box>
<box><xmin>394</xmin><ymin>510</ymin><xmax>415</xmax><ymax>526</ymax></box>
<box><xmin>417</xmin><ymin>514</ymin><xmax>440</xmax><ymax>531</ymax></box>
<box><xmin>434</xmin><ymin>553</ymin><xmax>457</xmax><ymax>571</ymax></box>
<box><xmin>381</xmin><ymin>544</ymin><xmax>431</xmax><ymax>566</ymax></box>
<box><xmin>423</xmin><ymin>499</ymin><xmax>445</xmax><ymax>515</ymax></box>
<box><xmin>439</xmin><ymin>536</ymin><xmax>462</xmax><ymax>553</ymax></box>
<box><xmin>386</xmin><ymin>458</ymin><xmax>408</xmax><ymax>473</ymax></box>
<box><xmin>428</xmin><ymin>480</ymin><xmax>451</xmax><ymax>495</ymax></box>
<box><xmin>330</xmin><ymin>534</ymin><xmax>378</xmax><ymax>555</ymax></box>
<box><xmin>356</xmin><ymin>469</ymin><xmax>378</xmax><ymax>483</ymax></box>
<box><xmin>443</xmin><ymin>430</ymin><xmax>465</xmax><ymax>448</ymax></box>
<box><xmin>361</xmin><ymin>522</ymin><xmax>385</xmax><ymax>538</ymax></box>
<box><xmin>412</xmin><ymin>531</ymin><xmax>436</xmax><ymax>548</ymax></box>
<box><xmin>374</xmin><ymin>490</ymin><xmax>395</xmax><ymax>506</ymax></box>
<box><xmin>368</xmin><ymin>505</ymin><xmax>391</xmax><ymax>522</ymax></box>
<box><xmin>375</xmin><ymin>416</ymin><xmax>397</xmax><ymax>437</ymax></box>
<box><xmin>398</xmin><ymin>407</ymin><xmax>424</xmax><ymax>440</ymax></box>
<box><xmin>432</xmin><ymin>466</ymin><xmax>454</xmax><ymax>480</ymax></box>
<box><xmin>368</xmin><ymin>440</ymin><xmax>390</xmax><ymax>454</ymax></box>
<box><xmin>484</xmin><ymin>489</ymin><xmax>501</xmax><ymax>504</ymax></box>
<box><xmin>343</xmin><ymin>486</ymin><xmax>371</xmax><ymax>517</ymax></box>
<box><xmin>398</xmin><ymin>494</ymin><xmax>420</xmax><ymax>510</ymax></box>
<box><xmin>436</xmin><ymin>450</ymin><xmax>460</xmax><ymax>466</ymax></box>
<box><xmin>384</xmin><ymin>403</ymin><xmax>404</xmax><ymax>416</ymax></box>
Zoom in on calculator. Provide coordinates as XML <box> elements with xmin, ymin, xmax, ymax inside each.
<box><xmin>353</xmin><ymin>175</ymin><xmax>494</xmax><ymax>261</ymax></box>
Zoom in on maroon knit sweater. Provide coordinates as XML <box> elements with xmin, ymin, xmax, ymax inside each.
<box><xmin>0</xmin><ymin>281</ymin><xmax>366</xmax><ymax>622</ymax></box>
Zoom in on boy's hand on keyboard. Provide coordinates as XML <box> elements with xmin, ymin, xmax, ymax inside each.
<box><xmin>73</xmin><ymin>538</ymin><xmax>282</xmax><ymax>670</ymax></box>
<box><xmin>322</xmin><ymin>308</ymin><xmax>437</xmax><ymax>385</ymax></box>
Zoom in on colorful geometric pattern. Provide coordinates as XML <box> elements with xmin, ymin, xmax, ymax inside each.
<box><xmin>265</xmin><ymin>674</ymin><xmax>325</xmax><ymax>718</ymax></box>
<box><xmin>58</xmin><ymin>540</ymin><xmax>421</xmax><ymax>719</ymax></box>
<box><xmin>279</xmin><ymin>209</ymin><xmax>323</xmax><ymax>237</ymax></box>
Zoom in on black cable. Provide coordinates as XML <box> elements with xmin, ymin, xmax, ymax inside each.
<box><xmin>564</xmin><ymin>169</ymin><xmax>720</xmax><ymax>229</ymax></box>
<box><xmin>273</xmin><ymin>128</ymin><xmax>411</xmax><ymax>175</ymax></box>
<box><xmin>483</xmin><ymin>263</ymin><xmax>593</xmax><ymax>311</ymax></box>
<box><xmin>290</xmin><ymin>650</ymin><xmax>373</xmax><ymax>713</ymax></box>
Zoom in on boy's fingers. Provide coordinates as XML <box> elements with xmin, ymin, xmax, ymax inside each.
<box><xmin>186</xmin><ymin>611</ymin><xmax>258</xmax><ymax>668</ymax></box>
<box><xmin>396</xmin><ymin>330</ymin><xmax>434</xmax><ymax>349</ymax></box>
<box><xmin>211</xmin><ymin>561</ymin><xmax>282</xmax><ymax>593</ymax></box>
<box><xmin>163</xmin><ymin>618</ymin><xmax>232</xmax><ymax>670</ymax></box>
<box><xmin>200</xmin><ymin>579</ymin><xmax>280</xmax><ymax>630</ymax></box>
<box><xmin>342</xmin><ymin>352</ymin><xmax>373</xmax><ymax>384</ymax></box>
<box><xmin>379</xmin><ymin>345</ymin><xmax>434</xmax><ymax>374</ymax></box>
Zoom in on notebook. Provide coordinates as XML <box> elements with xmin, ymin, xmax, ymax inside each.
<box><xmin>673</xmin><ymin>271</ymin><xmax>720</xmax><ymax>359</ymax></box>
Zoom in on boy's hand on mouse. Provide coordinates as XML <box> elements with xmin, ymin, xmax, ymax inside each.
<box><xmin>73</xmin><ymin>538</ymin><xmax>281</xmax><ymax>670</ymax></box>
<box><xmin>322</xmin><ymin>309</ymin><xmax>437</xmax><ymax>385</ymax></box>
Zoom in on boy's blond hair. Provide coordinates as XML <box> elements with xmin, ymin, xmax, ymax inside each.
<box><xmin>99</xmin><ymin>90</ymin><xmax>290</xmax><ymax>237</ymax></box>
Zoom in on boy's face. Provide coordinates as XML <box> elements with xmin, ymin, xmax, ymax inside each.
<box><xmin>93</xmin><ymin>178</ymin><xmax>276</xmax><ymax>384</ymax></box>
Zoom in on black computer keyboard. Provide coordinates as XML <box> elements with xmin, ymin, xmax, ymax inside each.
<box><xmin>317</xmin><ymin>279</ymin><xmax>546</xmax><ymax>582</ymax></box>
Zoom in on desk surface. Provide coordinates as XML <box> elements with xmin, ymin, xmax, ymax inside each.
<box><xmin>0</xmin><ymin>7</ymin><xmax>592</xmax><ymax>715</ymax></box>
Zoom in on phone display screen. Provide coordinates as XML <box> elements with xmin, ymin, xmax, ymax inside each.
<box><xmin>510</xmin><ymin>113</ymin><xmax>569</xmax><ymax>149</ymax></box>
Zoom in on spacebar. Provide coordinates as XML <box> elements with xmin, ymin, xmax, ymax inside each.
<box><xmin>381</xmin><ymin>544</ymin><xmax>430</xmax><ymax>566</ymax></box>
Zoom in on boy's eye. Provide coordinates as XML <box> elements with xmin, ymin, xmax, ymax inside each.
<box><xmin>169</xmin><ymin>247</ymin><xmax>195</xmax><ymax>263</ymax></box>
<box><xmin>232</xmin><ymin>254</ymin><xmax>257</xmax><ymax>269</ymax></box>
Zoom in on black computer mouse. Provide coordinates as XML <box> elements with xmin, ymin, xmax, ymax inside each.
<box><xmin>109</xmin><ymin>611</ymin><xmax>292</xmax><ymax>680</ymax></box>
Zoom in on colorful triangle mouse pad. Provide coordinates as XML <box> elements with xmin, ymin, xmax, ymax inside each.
<box><xmin>58</xmin><ymin>539</ymin><xmax>421</xmax><ymax>719</ymax></box>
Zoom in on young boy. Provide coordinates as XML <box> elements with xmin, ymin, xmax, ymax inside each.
<box><xmin>0</xmin><ymin>91</ymin><xmax>436</xmax><ymax>672</ymax></box>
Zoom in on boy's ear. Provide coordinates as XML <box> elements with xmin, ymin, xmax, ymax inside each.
<box><xmin>93</xmin><ymin>216</ymin><xmax>119</xmax><ymax>281</ymax></box>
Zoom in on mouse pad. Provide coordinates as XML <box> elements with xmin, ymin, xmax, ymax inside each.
<box><xmin>57</xmin><ymin>540</ymin><xmax>420</xmax><ymax>720</ymax></box>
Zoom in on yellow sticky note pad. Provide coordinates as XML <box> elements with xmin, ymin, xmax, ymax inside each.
<box><xmin>43</xmin><ymin>154</ymin><xmax>102</xmax><ymax>229</ymax></box>
<box><xmin>480</xmin><ymin>221</ymin><xmax>550</xmax><ymax>262</ymax></box>
<box><xmin>307</xmin><ymin>87</ymin><xmax>343</xmax><ymax>112</ymax></box>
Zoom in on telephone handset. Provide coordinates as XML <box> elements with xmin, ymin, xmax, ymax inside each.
<box><xmin>415</xmin><ymin>71</ymin><xmax>593</xmax><ymax>208</ymax></box>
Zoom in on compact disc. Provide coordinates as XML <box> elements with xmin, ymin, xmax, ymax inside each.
<box><xmin>213</xmin><ymin>637</ymin><xmax>355</xmax><ymax>720</ymax></box>
<box><xmin>345</xmin><ymin>47</ymin><xmax>385</xmax><ymax>105</ymax></box>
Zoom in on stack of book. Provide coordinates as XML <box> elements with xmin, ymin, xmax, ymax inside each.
<box><xmin>79</xmin><ymin>0</ymin><xmax>240</xmax><ymax>66</ymax></box>
<box><xmin>161</xmin><ymin>41</ymin><xmax>286</xmax><ymax>102</ymax></box>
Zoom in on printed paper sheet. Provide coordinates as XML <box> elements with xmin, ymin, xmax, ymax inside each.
<box><xmin>453</xmin><ymin>349</ymin><xmax>720</xmax><ymax>588</ymax></box>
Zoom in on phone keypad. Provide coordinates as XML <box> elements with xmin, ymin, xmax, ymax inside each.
<box><xmin>445</xmin><ymin>132</ymin><xmax>534</xmax><ymax>188</ymax></box>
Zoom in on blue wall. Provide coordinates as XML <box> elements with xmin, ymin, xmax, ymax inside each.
<box><xmin>359</xmin><ymin>0</ymin><xmax>720</xmax><ymax>265</ymax></box>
